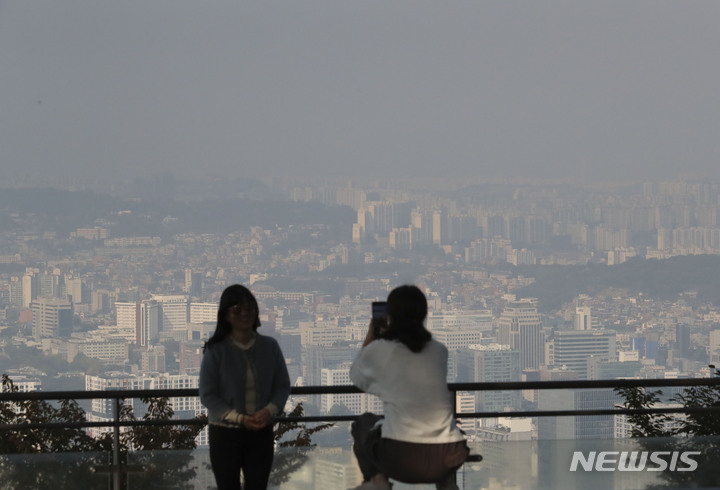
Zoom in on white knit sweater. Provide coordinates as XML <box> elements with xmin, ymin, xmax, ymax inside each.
<box><xmin>350</xmin><ymin>338</ymin><xmax>465</xmax><ymax>444</ymax></box>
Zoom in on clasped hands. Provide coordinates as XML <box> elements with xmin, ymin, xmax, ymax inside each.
<box><xmin>224</xmin><ymin>407</ymin><xmax>272</xmax><ymax>430</ymax></box>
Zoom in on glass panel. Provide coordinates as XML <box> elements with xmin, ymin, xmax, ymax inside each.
<box><xmin>466</xmin><ymin>436</ymin><xmax>718</xmax><ymax>489</ymax></box>
<box><xmin>0</xmin><ymin>452</ymin><xmax>111</xmax><ymax>490</ymax></box>
<box><xmin>126</xmin><ymin>449</ymin><xmax>205</xmax><ymax>490</ymax></box>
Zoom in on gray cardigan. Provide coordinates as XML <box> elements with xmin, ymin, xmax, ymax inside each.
<box><xmin>199</xmin><ymin>334</ymin><xmax>291</xmax><ymax>424</ymax></box>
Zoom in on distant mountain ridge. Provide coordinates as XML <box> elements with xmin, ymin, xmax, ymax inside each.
<box><xmin>0</xmin><ymin>188</ymin><xmax>354</xmax><ymax>235</ymax></box>
<box><xmin>514</xmin><ymin>254</ymin><xmax>720</xmax><ymax>311</ymax></box>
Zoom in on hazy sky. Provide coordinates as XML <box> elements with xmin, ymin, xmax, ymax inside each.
<box><xmin>2</xmin><ymin>1</ymin><xmax>719</xmax><ymax>186</ymax></box>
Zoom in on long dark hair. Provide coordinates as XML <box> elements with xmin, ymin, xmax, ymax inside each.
<box><xmin>382</xmin><ymin>285</ymin><xmax>431</xmax><ymax>353</ymax></box>
<box><xmin>203</xmin><ymin>284</ymin><xmax>261</xmax><ymax>351</ymax></box>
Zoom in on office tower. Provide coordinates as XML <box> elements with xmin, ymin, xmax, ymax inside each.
<box><xmin>320</xmin><ymin>363</ymin><xmax>381</xmax><ymax>415</ymax></box>
<box><xmin>303</xmin><ymin>342</ymin><xmax>356</xmax><ymax>387</ymax></box>
<box><xmin>320</xmin><ymin>363</ymin><xmax>357</xmax><ymax>414</ymax></box>
<box><xmin>189</xmin><ymin>302</ymin><xmax>217</xmax><ymax>324</ymax></box>
<box><xmin>91</xmin><ymin>290</ymin><xmax>110</xmax><ymax>314</ymax></box>
<box><xmin>455</xmin><ymin>391</ymin><xmax>476</xmax><ymax>434</ymax></box>
<box><xmin>65</xmin><ymin>276</ymin><xmax>88</xmax><ymax>304</ymax></box>
<box><xmin>587</xmin><ymin>357</ymin><xmax>642</xmax><ymax>380</ymax></box>
<box><xmin>456</xmin><ymin>344</ymin><xmax>522</xmax><ymax>413</ymax></box>
<box><xmin>151</xmin><ymin>294</ymin><xmax>189</xmax><ymax>332</ymax></box>
<box><xmin>537</xmin><ymin>388</ymin><xmax>619</xmax><ymax>489</ymax></box>
<box><xmin>675</xmin><ymin>324</ymin><xmax>691</xmax><ymax>358</ymax></box>
<box><xmin>431</xmin><ymin>323</ymin><xmax>487</xmax><ymax>381</ymax></box>
<box><xmin>139</xmin><ymin>301</ymin><xmax>161</xmax><ymax>346</ymax></box>
<box><xmin>427</xmin><ymin>310</ymin><xmax>493</xmax><ymax>332</ymax></box>
<box><xmin>116</xmin><ymin>301</ymin><xmax>139</xmax><ymax>341</ymax></box>
<box><xmin>141</xmin><ymin>345</ymin><xmax>167</xmax><ymax>372</ymax></box>
<box><xmin>497</xmin><ymin>303</ymin><xmax>544</xmax><ymax>370</ymax></box>
<box><xmin>538</xmin><ymin>388</ymin><xmax>617</xmax><ymax>440</ymax></box>
<box><xmin>38</xmin><ymin>273</ymin><xmax>60</xmax><ymax>299</ymax></box>
<box><xmin>709</xmin><ymin>329</ymin><xmax>720</xmax><ymax>364</ymax></box>
<box><xmin>179</xmin><ymin>341</ymin><xmax>203</xmax><ymax>374</ymax></box>
<box><xmin>116</xmin><ymin>300</ymin><xmax>160</xmax><ymax>346</ymax></box>
<box><xmin>552</xmin><ymin>330</ymin><xmax>617</xmax><ymax>380</ymax></box>
<box><xmin>299</xmin><ymin>320</ymin><xmax>345</xmax><ymax>347</ymax></box>
<box><xmin>30</xmin><ymin>297</ymin><xmax>73</xmax><ymax>340</ymax></box>
<box><xmin>574</xmin><ymin>306</ymin><xmax>592</xmax><ymax>331</ymax></box>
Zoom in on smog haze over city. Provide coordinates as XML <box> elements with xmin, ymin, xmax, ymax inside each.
<box><xmin>2</xmin><ymin>0</ymin><xmax>720</xmax><ymax>186</ymax></box>
<box><xmin>3</xmin><ymin>2</ymin><xmax>720</xmax><ymax>487</ymax></box>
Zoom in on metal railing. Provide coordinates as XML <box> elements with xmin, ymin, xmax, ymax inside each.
<box><xmin>4</xmin><ymin>377</ymin><xmax>720</xmax><ymax>427</ymax></box>
<box><xmin>3</xmin><ymin>378</ymin><xmax>720</xmax><ymax>488</ymax></box>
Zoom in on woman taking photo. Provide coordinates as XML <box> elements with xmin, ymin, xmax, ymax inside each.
<box><xmin>350</xmin><ymin>285</ymin><xmax>468</xmax><ymax>490</ymax></box>
<box><xmin>200</xmin><ymin>284</ymin><xmax>291</xmax><ymax>490</ymax></box>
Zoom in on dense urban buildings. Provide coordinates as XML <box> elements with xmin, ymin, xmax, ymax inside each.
<box><xmin>1</xmin><ymin>178</ymin><xmax>720</xmax><ymax>455</ymax></box>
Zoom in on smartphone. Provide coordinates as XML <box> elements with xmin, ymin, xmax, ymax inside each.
<box><xmin>372</xmin><ymin>301</ymin><xmax>387</xmax><ymax>338</ymax></box>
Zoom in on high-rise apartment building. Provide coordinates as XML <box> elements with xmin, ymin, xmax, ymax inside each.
<box><xmin>22</xmin><ymin>273</ymin><xmax>39</xmax><ymax>308</ymax></box>
<box><xmin>9</xmin><ymin>279</ymin><xmax>23</xmax><ymax>309</ymax></box>
<box><xmin>497</xmin><ymin>303</ymin><xmax>543</xmax><ymax>370</ymax></box>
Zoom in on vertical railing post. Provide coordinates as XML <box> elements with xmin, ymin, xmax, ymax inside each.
<box><xmin>113</xmin><ymin>397</ymin><xmax>121</xmax><ymax>490</ymax></box>
<box><xmin>451</xmin><ymin>386</ymin><xmax>460</xmax><ymax>489</ymax></box>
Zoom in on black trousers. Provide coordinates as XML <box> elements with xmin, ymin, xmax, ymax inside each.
<box><xmin>209</xmin><ymin>424</ymin><xmax>275</xmax><ymax>490</ymax></box>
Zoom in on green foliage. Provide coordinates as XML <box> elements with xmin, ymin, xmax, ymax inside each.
<box><xmin>115</xmin><ymin>397</ymin><xmax>206</xmax><ymax>490</ymax></box>
<box><xmin>0</xmin><ymin>374</ymin><xmax>109</xmax><ymax>489</ymax></box>
<box><xmin>614</xmin><ymin>386</ymin><xmax>669</xmax><ymax>438</ymax></box>
<box><xmin>0</xmin><ymin>375</ymin><xmax>205</xmax><ymax>490</ymax></box>
<box><xmin>2</xmin><ymin>375</ymin><xmax>332</xmax><ymax>489</ymax></box>
<box><xmin>616</xmin><ymin>375</ymin><xmax>720</xmax><ymax>488</ymax></box>
<box><xmin>673</xmin><ymin>382</ymin><xmax>720</xmax><ymax>437</ymax></box>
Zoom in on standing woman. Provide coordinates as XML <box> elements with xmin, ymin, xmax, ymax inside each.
<box><xmin>200</xmin><ymin>284</ymin><xmax>291</xmax><ymax>490</ymax></box>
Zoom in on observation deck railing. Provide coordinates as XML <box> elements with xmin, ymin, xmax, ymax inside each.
<box><xmin>2</xmin><ymin>378</ymin><xmax>720</xmax><ymax>489</ymax></box>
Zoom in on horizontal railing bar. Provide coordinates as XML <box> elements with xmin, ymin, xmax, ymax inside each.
<box><xmin>455</xmin><ymin>406</ymin><xmax>720</xmax><ymax>419</ymax></box>
<box><xmin>3</xmin><ymin>405</ymin><xmax>720</xmax><ymax>432</ymax></box>
<box><xmin>3</xmin><ymin>377</ymin><xmax>720</xmax><ymax>402</ymax></box>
